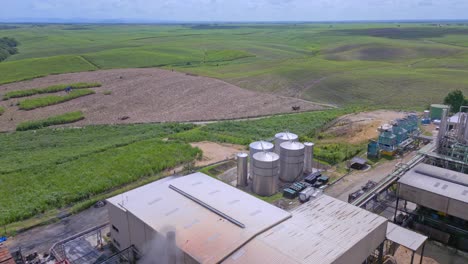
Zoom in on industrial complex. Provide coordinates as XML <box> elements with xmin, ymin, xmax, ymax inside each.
<box><xmin>2</xmin><ymin>105</ymin><xmax>468</xmax><ymax>264</ymax></box>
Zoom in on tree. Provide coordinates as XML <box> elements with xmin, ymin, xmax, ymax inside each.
<box><xmin>443</xmin><ymin>90</ymin><xmax>468</xmax><ymax>113</ymax></box>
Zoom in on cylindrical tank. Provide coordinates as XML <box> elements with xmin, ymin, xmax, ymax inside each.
<box><xmin>274</xmin><ymin>132</ymin><xmax>298</xmax><ymax>154</ymax></box>
<box><xmin>303</xmin><ymin>142</ymin><xmax>314</xmax><ymax>174</ymax></box>
<box><xmin>252</xmin><ymin>152</ymin><xmax>279</xmax><ymax>196</ymax></box>
<box><xmin>279</xmin><ymin>141</ymin><xmax>305</xmax><ymax>182</ymax></box>
<box><xmin>423</xmin><ymin>110</ymin><xmax>430</xmax><ymax>119</ymax></box>
<box><xmin>249</xmin><ymin>141</ymin><xmax>274</xmax><ymax>177</ymax></box>
<box><xmin>236</xmin><ymin>153</ymin><xmax>248</xmax><ymax>187</ymax></box>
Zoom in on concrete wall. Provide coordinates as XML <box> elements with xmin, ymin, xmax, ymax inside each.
<box><xmin>108</xmin><ymin>202</ymin><xmax>131</xmax><ymax>250</ymax></box>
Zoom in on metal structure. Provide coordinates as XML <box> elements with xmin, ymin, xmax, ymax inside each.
<box><xmin>50</xmin><ymin>223</ymin><xmax>110</xmax><ymax>264</ymax></box>
<box><xmin>274</xmin><ymin>132</ymin><xmax>298</xmax><ymax>154</ymax></box>
<box><xmin>249</xmin><ymin>141</ymin><xmax>274</xmax><ymax>176</ymax></box>
<box><xmin>303</xmin><ymin>142</ymin><xmax>314</xmax><ymax>174</ymax></box>
<box><xmin>279</xmin><ymin>141</ymin><xmax>305</xmax><ymax>182</ymax></box>
<box><xmin>397</xmin><ymin>164</ymin><xmax>468</xmax><ymax>221</ymax></box>
<box><xmin>236</xmin><ymin>153</ymin><xmax>248</xmax><ymax>187</ymax></box>
<box><xmin>431</xmin><ymin>108</ymin><xmax>468</xmax><ymax>173</ymax></box>
<box><xmin>252</xmin><ymin>151</ymin><xmax>280</xmax><ymax>196</ymax></box>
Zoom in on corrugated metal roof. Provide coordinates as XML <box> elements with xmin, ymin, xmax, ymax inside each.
<box><xmin>223</xmin><ymin>195</ymin><xmax>388</xmax><ymax>264</ymax></box>
<box><xmin>399</xmin><ymin>165</ymin><xmax>468</xmax><ymax>203</ymax></box>
<box><xmin>0</xmin><ymin>246</ymin><xmax>15</xmax><ymax>264</ymax></box>
<box><xmin>108</xmin><ymin>173</ymin><xmax>291</xmax><ymax>264</ymax></box>
<box><xmin>386</xmin><ymin>223</ymin><xmax>427</xmax><ymax>251</ymax></box>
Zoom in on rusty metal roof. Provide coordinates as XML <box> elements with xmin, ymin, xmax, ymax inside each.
<box><xmin>0</xmin><ymin>246</ymin><xmax>15</xmax><ymax>264</ymax></box>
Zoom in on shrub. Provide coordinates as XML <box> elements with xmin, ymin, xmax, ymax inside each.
<box><xmin>16</xmin><ymin>111</ymin><xmax>85</xmax><ymax>131</ymax></box>
<box><xmin>18</xmin><ymin>89</ymin><xmax>95</xmax><ymax>110</ymax></box>
<box><xmin>103</xmin><ymin>90</ymin><xmax>112</xmax><ymax>95</ymax></box>
<box><xmin>0</xmin><ymin>106</ymin><xmax>4</xmax><ymax>115</ymax></box>
<box><xmin>3</xmin><ymin>82</ymin><xmax>101</xmax><ymax>100</ymax></box>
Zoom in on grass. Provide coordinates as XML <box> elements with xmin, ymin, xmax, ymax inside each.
<box><xmin>0</xmin><ymin>106</ymin><xmax>4</xmax><ymax>115</ymax></box>
<box><xmin>172</xmin><ymin>107</ymin><xmax>367</xmax><ymax>165</ymax></box>
<box><xmin>170</xmin><ymin>108</ymin><xmax>360</xmax><ymax>145</ymax></box>
<box><xmin>16</xmin><ymin>111</ymin><xmax>85</xmax><ymax>131</ymax></box>
<box><xmin>0</xmin><ymin>55</ymin><xmax>97</xmax><ymax>85</ymax></box>
<box><xmin>0</xmin><ymin>123</ymin><xmax>200</xmax><ymax>225</ymax></box>
<box><xmin>18</xmin><ymin>89</ymin><xmax>95</xmax><ymax>110</ymax></box>
<box><xmin>103</xmin><ymin>90</ymin><xmax>112</xmax><ymax>95</ymax></box>
<box><xmin>1</xmin><ymin>23</ymin><xmax>468</xmax><ymax>108</ymax></box>
<box><xmin>3</xmin><ymin>82</ymin><xmax>101</xmax><ymax>100</ymax></box>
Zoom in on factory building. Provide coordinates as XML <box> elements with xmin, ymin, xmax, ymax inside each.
<box><xmin>107</xmin><ymin>172</ymin><xmax>390</xmax><ymax>264</ymax></box>
<box><xmin>396</xmin><ymin>163</ymin><xmax>468</xmax><ymax>251</ymax></box>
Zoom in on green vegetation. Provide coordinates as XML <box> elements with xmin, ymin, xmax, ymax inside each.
<box><xmin>18</xmin><ymin>89</ymin><xmax>95</xmax><ymax>110</ymax></box>
<box><xmin>16</xmin><ymin>111</ymin><xmax>85</xmax><ymax>131</ymax></box>
<box><xmin>444</xmin><ymin>90</ymin><xmax>468</xmax><ymax>113</ymax></box>
<box><xmin>0</xmin><ymin>106</ymin><xmax>4</xmax><ymax>115</ymax></box>
<box><xmin>3</xmin><ymin>82</ymin><xmax>101</xmax><ymax>100</ymax></box>
<box><xmin>0</xmin><ymin>55</ymin><xmax>97</xmax><ymax>84</ymax></box>
<box><xmin>0</xmin><ymin>123</ymin><xmax>199</xmax><ymax>225</ymax></box>
<box><xmin>172</xmin><ymin>107</ymin><xmax>366</xmax><ymax>164</ymax></box>
<box><xmin>103</xmin><ymin>90</ymin><xmax>112</xmax><ymax>95</ymax></box>
<box><xmin>171</xmin><ymin>108</ymin><xmax>356</xmax><ymax>145</ymax></box>
<box><xmin>1</xmin><ymin>24</ymin><xmax>467</xmax><ymax>107</ymax></box>
<box><xmin>0</xmin><ymin>37</ymin><xmax>18</xmax><ymax>62</ymax></box>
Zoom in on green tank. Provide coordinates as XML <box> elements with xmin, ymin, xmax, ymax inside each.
<box><xmin>430</xmin><ymin>104</ymin><xmax>450</xmax><ymax>120</ymax></box>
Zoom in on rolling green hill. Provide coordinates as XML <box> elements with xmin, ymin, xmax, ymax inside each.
<box><xmin>1</xmin><ymin>23</ymin><xmax>468</xmax><ymax>108</ymax></box>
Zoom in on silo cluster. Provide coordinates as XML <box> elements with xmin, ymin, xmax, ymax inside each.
<box><xmin>236</xmin><ymin>131</ymin><xmax>315</xmax><ymax>197</ymax></box>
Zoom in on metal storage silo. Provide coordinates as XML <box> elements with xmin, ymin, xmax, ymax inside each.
<box><xmin>274</xmin><ymin>132</ymin><xmax>298</xmax><ymax>154</ymax></box>
<box><xmin>237</xmin><ymin>153</ymin><xmax>248</xmax><ymax>187</ymax></box>
<box><xmin>279</xmin><ymin>141</ymin><xmax>305</xmax><ymax>182</ymax></box>
<box><xmin>303</xmin><ymin>142</ymin><xmax>314</xmax><ymax>174</ymax></box>
<box><xmin>252</xmin><ymin>151</ymin><xmax>279</xmax><ymax>196</ymax></box>
<box><xmin>249</xmin><ymin>141</ymin><xmax>274</xmax><ymax>177</ymax></box>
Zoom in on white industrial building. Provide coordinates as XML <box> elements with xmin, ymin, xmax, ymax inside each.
<box><xmin>107</xmin><ymin>172</ymin><xmax>393</xmax><ymax>264</ymax></box>
<box><xmin>398</xmin><ymin>163</ymin><xmax>468</xmax><ymax>221</ymax></box>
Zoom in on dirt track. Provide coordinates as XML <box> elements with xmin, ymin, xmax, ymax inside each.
<box><xmin>0</xmin><ymin>68</ymin><xmax>325</xmax><ymax>131</ymax></box>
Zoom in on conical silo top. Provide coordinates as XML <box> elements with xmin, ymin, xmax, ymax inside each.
<box><xmin>249</xmin><ymin>141</ymin><xmax>274</xmax><ymax>151</ymax></box>
<box><xmin>253</xmin><ymin>151</ymin><xmax>279</xmax><ymax>162</ymax></box>
<box><xmin>275</xmin><ymin>132</ymin><xmax>298</xmax><ymax>141</ymax></box>
<box><xmin>280</xmin><ymin>141</ymin><xmax>305</xmax><ymax>150</ymax></box>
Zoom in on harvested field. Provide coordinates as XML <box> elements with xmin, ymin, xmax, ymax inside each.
<box><xmin>0</xmin><ymin>68</ymin><xmax>325</xmax><ymax>131</ymax></box>
<box><xmin>323</xmin><ymin>110</ymin><xmax>410</xmax><ymax>144</ymax></box>
<box><xmin>190</xmin><ymin>141</ymin><xmax>245</xmax><ymax>167</ymax></box>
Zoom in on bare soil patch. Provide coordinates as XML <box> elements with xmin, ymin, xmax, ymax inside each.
<box><xmin>324</xmin><ymin>110</ymin><xmax>410</xmax><ymax>144</ymax></box>
<box><xmin>0</xmin><ymin>68</ymin><xmax>325</xmax><ymax>131</ymax></box>
<box><xmin>190</xmin><ymin>141</ymin><xmax>245</xmax><ymax>167</ymax></box>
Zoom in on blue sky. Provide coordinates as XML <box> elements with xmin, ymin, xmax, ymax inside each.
<box><xmin>1</xmin><ymin>0</ymin><xmax>467</xmax><ymax>22</ymax></box>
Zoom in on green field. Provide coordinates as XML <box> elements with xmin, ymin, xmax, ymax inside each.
<box><xmin>3</xmin><ymin>82</ymin><xmax>101</xmax><ymax>100</ymax></box>
<box><xmin>1</xmin><ymin>23</ymin><xmax>468</xmax><ymax>108</ymax></box>
<box><xmin>18</xmin><ymin>89</ymin><xmax>95</xmax><ymax>110</ymax></box>
<box><xmin>16</xmin><ymin>111</ymin><xmax>85</xmax><ymax>131</ymax></box>
<box><xmin>0</xmin><ymin>123</ymin><xmax>201</xmax><ymax>224</ymax></box>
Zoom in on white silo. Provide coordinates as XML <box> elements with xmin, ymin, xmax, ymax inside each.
<box><xmin>252</xmin><ymin>151</ymin><xmax>279</xmax><ymax>196</ymax></box>
<box><xmin>236</xmin><ymin>153</ymin><xmax>248</xmax><ymax>187</ymax></box>
<box><xmin>279</xmin><ymin>141</ymin><xmax>305</xmax><ymax>182</ymax></box>
<box><xmin>303</xmin><ymin>142</ymin><xmax>314</xmax><ymax>174</ymax></box>
<box><xmin>249</xmin><ymin>141</ymin><xmax>274</xmax><ymax>177</ymax></box>
<box><xmin>274</xmin><ymin>132</ymin><xmax>298</xmax><ymax>154</ymax></box>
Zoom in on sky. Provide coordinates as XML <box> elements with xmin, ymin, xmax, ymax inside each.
<box><xmin>0</xmin><ymin>0</ymin><xmax>467</xmax><ymax>22</ymax></box>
